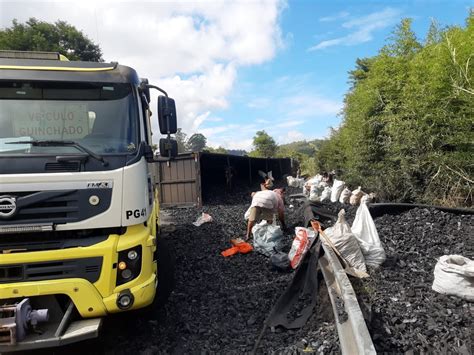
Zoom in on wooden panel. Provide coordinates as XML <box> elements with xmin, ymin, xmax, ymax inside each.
<box><xmin>156</xmin><ymin>154</ymin><xmax>201</xmax><ymax>207</ymax></box>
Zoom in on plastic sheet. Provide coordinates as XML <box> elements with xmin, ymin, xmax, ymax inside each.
<box><xmin>192</xmin><ymin>212</ymin><xmax>213</xmax><ymax>226</ymax></box>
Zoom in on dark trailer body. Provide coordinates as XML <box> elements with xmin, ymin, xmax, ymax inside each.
<box><xmin>155</xmin><ymin>152</ymin><xmax>292</xmax><ymax>207</ymax></box>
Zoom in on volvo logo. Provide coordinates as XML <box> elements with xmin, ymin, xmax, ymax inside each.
<box><xmin>0</xmin><ymin>196</ymin><xmax>17</xmax><ymax>219</ymax></box>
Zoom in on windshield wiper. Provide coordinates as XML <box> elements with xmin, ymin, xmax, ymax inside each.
<box><xmin>6</xmin><ymin>140</ymin><xmax>109</xmax><ymax>166</ymax></box>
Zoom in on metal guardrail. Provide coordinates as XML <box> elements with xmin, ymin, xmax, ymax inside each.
<box><xmin>319</xmin><ymin>242</ymin><xmax>376</xmax><ymax>355</ymax></box>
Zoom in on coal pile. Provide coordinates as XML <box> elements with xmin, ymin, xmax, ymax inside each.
<box><xmin>340</xmin><ymin>206</ymin><xmax>472</xmax><ymax>354</ymax></box>
<box><xmin>47</xmin><ymin>189</ymin><xmax>472</xmax><ymax>355</ymax></box>
<box><xmin>97</xmin><ymin>185</ymin><xmax>339</xmax><ymax>354</ymax></box>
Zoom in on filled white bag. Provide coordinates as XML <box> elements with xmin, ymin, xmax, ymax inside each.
<box><xmin>296</xmin><ymin>178</ymin><xmax>305</xmax><ymax>188</ymax></box>
<box><xmin>351</xmin><ymin>196</ymin><xmax>386</xmax><ymax>267</ymax></box>
<box><xmin>324</xmin><ymin>210</ymin><xmax>367</xmax><ymax>274</ymax></box>
<box><xmin>309</xmin><ymin>184</ymin><xmax>323</xmax><ymax>201</ymax></box>
<box><xmin>320</xmin><ymin>186</ymin><xmax>332</xmax><ymax>201</ymax></box>
<box><xmin>330</xmin><ymin>179</ymin><xmax>345</xmax><ymax>202</ymax></box>
<box><xmin>307</xmin><ymin>174</ymin><xmax>322</xmax><ymax>186</ymax></box>
<box><xmin>287</xmin><ymin>176</ymin><xmax>295</xmax><ymax>187</ymax></box>
<box><xmin>339</xmin><ymin>188</ymin><xmax>351</xmax><ymax>204</ymax></box>
<box><xmin>303</xmin><ymin>174</ymin><xmax>322</xmax><ymax>195</ymax></box>
<box><xmin>252</xmin><ymin>221</ymin><xmax>284</xmax><ymax>257</ymax></box>
<box><xmin>350</xmin><ymin>186</ymin><xmax>365</xmax><ymax>205</ymax></box>
<box><xmin>432</xmin><ymin>255</ymin><xmax>474</xmax><ymax>301</ymax></box>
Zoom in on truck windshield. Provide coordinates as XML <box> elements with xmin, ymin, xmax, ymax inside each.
<box><xmin>0</xmin><ymin>81</ymin><xmax>138</xmax><ymax>155</ymax></box>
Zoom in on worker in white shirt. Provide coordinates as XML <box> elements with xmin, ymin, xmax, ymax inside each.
<box><xmin>244</xmin><ymin>188</ymin><xmax>286</xmax><ymax>240</ymax></box>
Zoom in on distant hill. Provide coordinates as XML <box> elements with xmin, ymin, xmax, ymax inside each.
<box><xmin>227</xmin><ymin>149</ymin><xmax>247</xmax><ymax>156</ymax></box>
<box><xmin>277</xmin><ymin>139</ymin><xmax>324</xmax><ymax>157</ymax></box>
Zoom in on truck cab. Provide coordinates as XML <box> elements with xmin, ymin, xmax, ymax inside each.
<box><xmin>0</xmin><ymin>51</ymin><xmax>177</xmax><ymax>351</ymax></box>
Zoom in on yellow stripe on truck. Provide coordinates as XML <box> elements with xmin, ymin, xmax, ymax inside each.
<box><xmin>0</xmin><ymin>65</ymin><xmax>115</xmax><ymax>71</ymax></box>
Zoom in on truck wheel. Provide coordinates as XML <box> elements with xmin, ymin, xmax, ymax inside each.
<box><xmin>152</xmin><ymin>236</ymin><xmax>175</xmax><ymax>310</ymax></box>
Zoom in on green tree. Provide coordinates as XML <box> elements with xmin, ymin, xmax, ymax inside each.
<box><xmin>187</xmin><ymin>133</ymin><xmax>207</xmax><ymax>152</ymax></box>
<box><xmin>204</xmin><ymin>146</ymin><xmax>228</xmax><ymax>154</ymax></box>
<box><xmin>0</xmin><ymin>18</ymin><xmax>103</xmax><ymax>61</ymax></box>
<box><xmin>315</xmin><ymin>13</ymin><xmax>473</xmax><ymax>207</ymax></box>
<box><xmin>175</xmin><ymin>128</ymin><xmax>188</xmax><ymax>153</ymax></box>
<box><xmin>251</xmin><ymin>130</ymin><xmax>277</xmax><ymax>157</ymax></box>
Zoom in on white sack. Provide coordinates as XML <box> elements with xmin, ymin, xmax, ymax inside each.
<box><xmin>324</xmin><ymin>210</ymin><xmax>367</xmax><ymax>274</ymax></box>
<box><xmin>252</xmin><ymin>221</ymin><xmax>284</xmax><ymax>257</ymax></box>
<box><xmin>320</xmin><ymin>186</ymin><xmax>332</xmax><ymax>201</ymax></box>
<box><xmin>339</xmin><ymin>188</ymin><xmax>351</xmax><ymax>204</ymax></box>
<box><xmin>293</xmin><ymin>177</ymin><xmax>305</xmax><ymax>188</ymax></box>
<box><xmin>350</xmin><ymin>186</ymin><xmax>365</xmax><ymax>205</ymax></box>
<box><xmin>432</xmin><ymin>255</ymin><xmax>474</xmax><ymax>301</ymax></box>
<box><xmin>287</xmin><ymin>176</ymin><xmax>305</xmax><ymax>188</ymax></box>
<box><xmin>330</xmin><ymin>179</ymin><xmax>345</xmax><ymax>202</ymax></box>
<box><xmin>309</xmin><ymin>184</ymin><xmax>323</xmax><ymax>201</ymax></box>
<box><xmin>304</xmin><ymin>174</ymin><xmax>322</xmax><ymax>195</ymax></box>
<box><xmin>351</xmin><ymin>197</ymin><xmax>386</xmax><ymax>268</ymax></box>
<box><xmin>287</xmin><ymin>176</ymin><xmax>295</xmax><ymax>187</ymax></box>
<box><xmin>306</xmin><ymin>174</ymin><xmax>322</xmax><ymax>187</ymax></box>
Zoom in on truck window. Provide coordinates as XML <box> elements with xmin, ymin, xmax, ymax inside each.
<box><xmin>0</xmin><ymin>81</ymin><xmax>139</xmax><ymax>155</ymax></box>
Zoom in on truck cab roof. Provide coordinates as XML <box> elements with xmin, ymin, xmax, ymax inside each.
<box><xmin>0</xmin><ymin>58</ymin><xmax>140</xmax><ymax>84</ymax></box>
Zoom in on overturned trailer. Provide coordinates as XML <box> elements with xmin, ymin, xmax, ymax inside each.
<box><xmin>154</xmin><ymin>152</ymin><xmax>293</xmax><ymax>207</ymax></box>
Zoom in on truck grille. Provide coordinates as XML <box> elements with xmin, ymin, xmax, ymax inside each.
<box><xmin>14</xmin><ymin>191</ymin><xmax>79</xmax><ymax>224</ymax></box>
<box><xmin>0</xmin><ymin>189</ymin><xmax>112</xmax><ymax>226</ymax></box>
<box><xmin>45</xmin><ymin>162</ymin><xmax>81</xmax><ymax>172</ymax></box>
<box><xmin>0</xmin><ymin>257</ymin><xmax>103</xmax><ymax>284</ymax></box>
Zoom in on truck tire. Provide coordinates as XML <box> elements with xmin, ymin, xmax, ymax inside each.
<box><xmin>152</xmin><ymin>236</ymin><xmax>175</xmax><ymax>310</ymax></box>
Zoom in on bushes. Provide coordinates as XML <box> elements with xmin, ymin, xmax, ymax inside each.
<box><xmin>315</xmin><ymin>14</ymin><xmax>473</xmax><ymax>207</ymax></box>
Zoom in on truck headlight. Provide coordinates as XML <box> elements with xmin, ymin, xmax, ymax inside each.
<box><xmin>127</xmin><ymin>250</ymin><xmax>138</xmax><ymax>260</ymax></box>
<box><xmin>116</xmin><ymin>246</ymin><xmax>142</xmax><ymax>286</ymax></box>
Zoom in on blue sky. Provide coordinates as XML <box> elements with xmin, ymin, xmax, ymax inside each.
<box><xmin>199</xmin><ymin>0</ymin><xmax>472</xmax><ymax>149</ymax></box>
<box><xmin>0</xmin><ymin>0</ymin><xmax>472</xmax><ymax>151</ymax></box>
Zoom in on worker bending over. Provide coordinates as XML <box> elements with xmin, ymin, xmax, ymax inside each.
<box><xmin>245</xmin><ymin>188</ymin><xmax>286</xmax><ymax>240</ymax></box>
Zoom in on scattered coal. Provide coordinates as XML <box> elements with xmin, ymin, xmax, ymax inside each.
<box><xmin>97</xmin><ymin>184</ymin><xmax>338</xmax><ymax>354</ymax></box>
<box><xmin>342</xmin><ymin>205</ymin><xmax>472</xmax><ymax>354</ymax></box>
<box><xmin>39</xmin><ymin>187</ymin><xmax>471</xmax><ymax>355</ymax></box>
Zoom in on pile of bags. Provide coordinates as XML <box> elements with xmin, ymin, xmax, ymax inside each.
<box><xmin>317</xmin><ymin>202</ymin><xmax>386</xmax><ymax>276</ymax></box>
<box><xmin>281</xmin><ymin>196</ymin><xmax>386</xmax><ymax>276</ymax></box>
<box><xmin>287</xmin><ymin>176</ymin><xmax>305</xmax><ymax>188</ymax></box>
<box><xmin>285</xmin><ymin>172</ymin><xmax>376</xmax><ymax>206</ymax></box>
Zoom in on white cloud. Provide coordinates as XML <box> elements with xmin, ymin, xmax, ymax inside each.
<box><xmin>0</xmin><ymin>0</ymin><xmax>285</xmax><ymax>138</ymax></box>
<box><xmin>283</xmin><ymin>94</ymin><xmax>342</xmax><ymax>117</ymax></box>
<box><xmin>275</xmin><ymin>120</ymin><xmax>305</xmax><ymax>128</ymax></box>
<box><xmin>247</xmin><ymin>97</ymin><xmax>272</xmax><ymax>109</ymax></box>
<box><xmin>309</xmin><ymin>8</ymin><xmax>401</xmax><ymax>51</ymax></box>
<box><xmin>319</xmin><ymin>11</ymin><xmax>349</xmax><ymax>22</ymax></box>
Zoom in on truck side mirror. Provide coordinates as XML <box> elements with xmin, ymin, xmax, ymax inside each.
<box><xmin>158</xmin><ymin>96</ymin><xmax>177</xmax><ymax>134</ymax></box>
<box><xmin>159</xmin><ymin>138</ymin><xmax>178</xmax><ymax>158</ymax></box>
